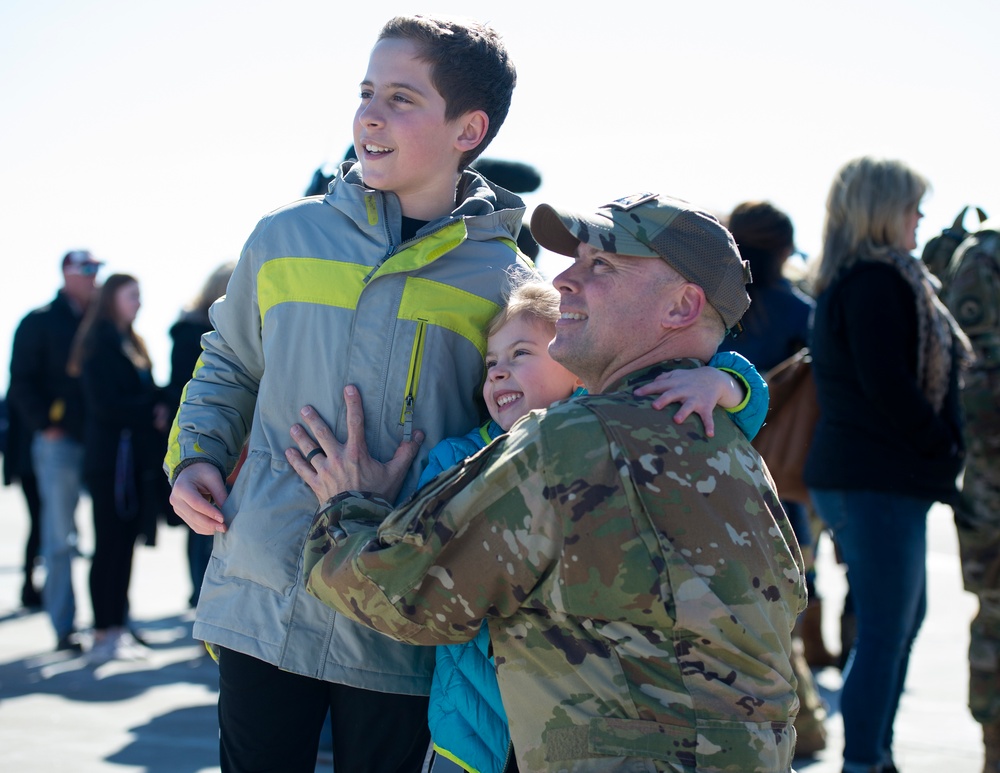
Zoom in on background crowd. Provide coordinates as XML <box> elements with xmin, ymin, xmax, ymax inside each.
<box><xmin>3</xmin><ymin>255</ymin><xmax>235</xmax><ymax>663</ymax></box>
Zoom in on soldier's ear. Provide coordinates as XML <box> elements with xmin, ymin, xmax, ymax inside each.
<box><xmin>661</xmin><ymin>283</ymin><xmax>704</xmax><ymax>330</ymax></box>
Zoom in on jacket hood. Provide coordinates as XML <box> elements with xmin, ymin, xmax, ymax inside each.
<box><xmin>325</xmin><ymin>160</ymin><xmax>525</xmax><ymax>246</ymax></box>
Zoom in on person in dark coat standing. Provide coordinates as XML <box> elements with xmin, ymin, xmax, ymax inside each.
<box><xmin>68</xmin><ymin>273</ymin><xmax>170</xmax><ymax>664</ymax></box>
<box><xmin>165</xmin><ymin>261</ymin><xmax>235</xmax><ymax>607</ymax></box>
<box><xmin>8</xmin><ymin>249</ymin><xmax>101</xmax><ymax>652</ymax></box>
<box><xmin>805</xmin><ymin>157</ymin><xmax>969</xmax><ymax>773</ymax></box>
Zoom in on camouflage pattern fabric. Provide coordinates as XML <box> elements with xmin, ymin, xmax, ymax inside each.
<box><xmin>303</xmin><ymin>360</ymin><xmax>807</xmax><ymax>773</ymax></box>
<box><xmin>944</xmin><ymin>229</ymin><xmax>1000</xmax><ymax>724</ymax></box>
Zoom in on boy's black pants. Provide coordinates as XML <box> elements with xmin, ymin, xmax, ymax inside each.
<box><xmin>218</xmin><ymin>647</ymin><xmax>430</xmax><ymax>772</ymax></box>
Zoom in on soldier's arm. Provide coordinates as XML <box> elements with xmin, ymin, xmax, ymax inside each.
<box><xmin>301</xmin><ymin>417</ymin><xmax>559</xmax><ymax>646</ymax></box>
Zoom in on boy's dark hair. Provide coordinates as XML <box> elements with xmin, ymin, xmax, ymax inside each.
<box><xmin>378</xmin><ymin>15</ymin><xmax>516</xmax><ymax>170</ymax></box>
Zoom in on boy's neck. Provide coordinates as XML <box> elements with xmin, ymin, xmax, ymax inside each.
<box><xmin>396</xmin><ymin>175</ymin><xmax>461</xmax><ymax>221</ymax></box>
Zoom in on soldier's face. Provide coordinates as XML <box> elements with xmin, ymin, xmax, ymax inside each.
<box><xmin>549</xmin><ymin>243</ymin><xmax>670</xmax><ymax>393</ymax></box>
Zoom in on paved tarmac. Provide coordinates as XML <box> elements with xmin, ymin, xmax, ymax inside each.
<box><xmin>0</xmin><ymin>482</ymin><xmax>985</xmax><ymax>772</ymax></box>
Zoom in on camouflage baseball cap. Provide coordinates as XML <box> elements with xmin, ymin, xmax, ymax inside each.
<box><xmin>530</xmin><ymin>192</ymin><xmax>752</xmax><ymax>330</ymax></box>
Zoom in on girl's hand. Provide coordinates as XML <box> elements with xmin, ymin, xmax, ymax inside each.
<box><xmin>633</xmin><ymin>367</ymin><xmax>744</xmax><ymax>437</ymax></box>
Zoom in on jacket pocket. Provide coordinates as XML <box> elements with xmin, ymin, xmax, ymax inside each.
<box><xmin>211</xmin><ymin>450</ymin><xmax>316</xmax><ymax>594</ymax></box>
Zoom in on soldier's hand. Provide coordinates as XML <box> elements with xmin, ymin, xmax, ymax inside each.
<box><xmin>170</xmin><ymin>462</ymin><xmax>229</xmax><ymax>535</ymax></box>
<box><xmin>286</xmin><ymin>385</ymin><xmax>423</xmax><ymax>504</ymax></box>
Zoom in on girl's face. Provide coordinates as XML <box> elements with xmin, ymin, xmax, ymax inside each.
<box><xmin>483</xmin><ymin>314</ymin><xmax>582</xmax><ymax>431</ymax></box>
<box><xmin>114</xmin><ymin>281</ymin><xmax>141</xmax><ymax>328</ymax></box>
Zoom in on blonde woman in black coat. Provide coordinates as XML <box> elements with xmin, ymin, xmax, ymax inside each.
<box><xmin>804</xmin><ymin>158</ymin><xmax>969</xmax><ymax>773</ymax></box>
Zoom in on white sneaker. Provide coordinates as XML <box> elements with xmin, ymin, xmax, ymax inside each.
<box><xmin>86</xmin><ymin>633</ymin><xmax>119</xmax><ymax>666</ymax></box>
<box><xmin>87</xmin><ymin>630</ymin><xmax>150</xmax><ymax>664</ymax></box>
<box><xmin>112</xmin><ymin>631</ymin><xmax>150</xmax><ymax>661</ymax></box>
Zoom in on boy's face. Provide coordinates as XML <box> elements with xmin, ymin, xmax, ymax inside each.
<box><xmin>483</xmin><ymin>315</ymin><xmax>582</xmax><ymax>431</ymax></box>
<box><xmin>354</xmin><ymin>37</ymin><xmax>478</xmax><ymax>220</ymax></box>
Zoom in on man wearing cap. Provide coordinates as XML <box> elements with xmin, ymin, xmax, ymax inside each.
<box><xmin>8</xmin><ymin>250</ymin><xmax>101</xmax><ymax>652</ymax></box>
<box><xmin>288</xmin><ymin>194</ymin><xmax>806</xmax><ymax>772</ymax></box>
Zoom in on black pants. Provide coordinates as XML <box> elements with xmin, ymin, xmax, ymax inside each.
<box><xmin>218</xmin><ymin>648</ymin><xmax>431</xmax><ymax>773</ymax></box>
<box><xmin>87</xmin><ymin>469</ymin><xmax>140</xmax><ymax>630</ymax></box>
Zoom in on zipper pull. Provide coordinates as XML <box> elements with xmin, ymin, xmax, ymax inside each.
<box><xmin>402</xmin><ymin>395</ymin><xmax>414</xmax><ymax>443</ymax></box>
<box><xmin>364</xmin><ymin>246</ymin><xmax>396</xmax><ymax>284</ymax></box>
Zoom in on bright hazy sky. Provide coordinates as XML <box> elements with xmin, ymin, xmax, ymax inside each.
<box><xmin>2</xmin><ymin>0</ymin><xmax>998</xmax><ymax>390</ymax></box>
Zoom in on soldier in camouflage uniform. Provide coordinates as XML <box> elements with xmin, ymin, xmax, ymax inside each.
<box><xmin>289</xmin><ymin>193</ymin><xmax>807</xmax><ymax>773</ymax></box>
<box><xmin>943</xmin><ymin>221</ymin><xmax>1000</xmax><ymax>771</ymax></box>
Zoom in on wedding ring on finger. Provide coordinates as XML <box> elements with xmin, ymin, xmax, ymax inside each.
<box><xmin>305</xmin><ymin>448</ymin><xmax>325</xmax><ymax>464</ymax></box>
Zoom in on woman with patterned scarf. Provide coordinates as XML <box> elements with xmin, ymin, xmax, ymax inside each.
<box><xmin>804</xmin><ymin>156</ymin><xmax>971</xmax><ymax>773</ymax></box>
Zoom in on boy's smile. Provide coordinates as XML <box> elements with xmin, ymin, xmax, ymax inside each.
<box><xmin>354</xmin><ymin>37</ymin><xmax>477</xmax><ymax>221</ymax></box>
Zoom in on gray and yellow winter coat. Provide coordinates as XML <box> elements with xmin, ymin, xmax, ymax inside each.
<box><xmin>165</xmin><ymin>161</ymin><xmax>528</xmax><ymax>693</ymax></box>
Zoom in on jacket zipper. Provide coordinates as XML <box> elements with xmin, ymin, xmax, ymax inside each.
<box><xmin>501</xmin><ymin>741</ymin><xmax>514</xmax><ymax>772</ymax></box>
<box><xmin>401</xmin><ymin>319</ymin><xmax>427</xmax><ymax>441</ymax></box>
<box><xmin>364</xmin><ymin>249</ymin><xmax>394</xmax><ymax>284</ymax></box>
<box><xmin>364</xmin><ymin>191</ymin><xmax>396</xmax><ymax>283</ymax></box>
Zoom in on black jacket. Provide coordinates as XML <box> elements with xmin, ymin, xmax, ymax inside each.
<box><xmin>79</xmin><ymin>320</ymin><xmax>163</xmax><ymax>475</ymax></box>
<box><xmin>8</xmin><ymin>291</ymin><xmax>87</xmax><ymax>442</ymax></box>
<box><xmin>804</xmin><ymin>261</ymin><xmax>964</xmax><ymax>503</ymax></box>
<box><xmin>2</xmin><ymin>396</ymin><xmax>33</xmax><ymax>485</ymax></box>
<box><xmin>79</xmin><ymin>320</ymin><xmax>171</xmax><ymax>542</ymax></box>
<box><xmin>166</xmin><ymin>315</ymin><xmax>211</xmax><ymax>411</ymax></box>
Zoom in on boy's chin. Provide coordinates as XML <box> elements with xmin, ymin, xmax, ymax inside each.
<box><xmin>358</xmin><ymin>172</ymin><xmax>384</xmax><ymax>191</ymax></box>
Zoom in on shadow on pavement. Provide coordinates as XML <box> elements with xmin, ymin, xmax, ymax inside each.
<box><xmin>108</xmin><ymin>704</ymin><xmax>219</xmax><ymax>772</ymax></box>
<box><xmin>0</xmin><ymin>612</ymin><xmax>220</xmax><ymax>771</ymax></box>
<box><xmin>0</xmin><ymin>613</ymin><xmax>216</xmax><ymax>703</ymax></box>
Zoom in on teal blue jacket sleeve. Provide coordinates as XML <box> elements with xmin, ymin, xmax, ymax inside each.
<box><xmin>417</xmin><ymin>421</ymin><xmax>501</xmax><ymax>489</ymax></box>
<box><xmin>708</xmin><ymin>351</ymin><xmax>769</xmax><ymax>441</ymax></box>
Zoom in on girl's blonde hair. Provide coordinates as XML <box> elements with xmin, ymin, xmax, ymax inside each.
<box><xmin>486</xmin><ymin>266</ymin><xmax>560</xmax><ymax>338</ymax></box>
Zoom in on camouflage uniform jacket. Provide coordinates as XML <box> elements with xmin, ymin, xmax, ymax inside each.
<box><xmin>944</xmin><ymin>227</ymin><xmax>1000</xmax><ymax>566</ymax></box>
<box><xmin>945</xmin><ymin>226</ymin><xmax>1000</xmax><ymax>537</ymax></box>
<box><xmin>304</xmin><ymin>360</ymin><xmax>807</xmax><ymax>772</ymax></box>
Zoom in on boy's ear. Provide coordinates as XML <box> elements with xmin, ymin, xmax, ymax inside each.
<box><xmin>454</xmin><ymin>110</ymin><xmax>489</xmax><ymax>153</ymax></box>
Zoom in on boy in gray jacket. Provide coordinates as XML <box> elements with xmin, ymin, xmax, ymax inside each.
<box><xmin>165</xmin><ymin>15</ymin><xmax>527</xmax><ymax>773</ymax></box>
